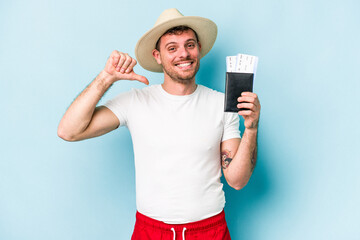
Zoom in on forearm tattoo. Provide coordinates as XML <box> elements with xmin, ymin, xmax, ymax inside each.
<box><xmin>221</xmin><ymin>149</ymin><xmax>233</xmax><ymax>169</ymax></box>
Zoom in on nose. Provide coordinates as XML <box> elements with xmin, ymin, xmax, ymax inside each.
<box><xmin>178</xmin><ymin>46</ymin><xmax>190</xmax><ymax>58</ymax></box>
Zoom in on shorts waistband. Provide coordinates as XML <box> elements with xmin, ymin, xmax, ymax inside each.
<box><xmin>135</xmin><ymin>210</ymin><xmax>227</xmax><ymax>232</ymax></box>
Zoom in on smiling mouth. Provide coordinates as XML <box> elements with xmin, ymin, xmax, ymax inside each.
<box><xmin>175</xmin><ymin>61</ymin><xmax>194</xmax><ymax>69</ymax></box>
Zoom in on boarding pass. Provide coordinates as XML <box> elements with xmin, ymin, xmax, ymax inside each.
<box><xmin>226</xmin><ymin>54</ymin><xmax>259</xmax><ymax>74</ymax></box>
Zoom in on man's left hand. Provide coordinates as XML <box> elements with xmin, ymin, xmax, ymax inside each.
<box><xmin>237</xmin><ymin>92</ymin><xmax>261</xmax><ymax>130</ymax></box>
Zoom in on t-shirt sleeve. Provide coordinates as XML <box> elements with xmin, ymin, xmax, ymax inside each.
<box><xmin>103</xmin><ymin>90</ymin><xmax>134</xmax><ymax>127</ymax></box>
<box><xmin>222</xmin><ymin>112</ymin><xmax>241</xmax><ymax>142</ymax></box>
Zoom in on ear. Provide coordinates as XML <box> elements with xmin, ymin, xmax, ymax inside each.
<box><xmin>152</xmin><ymin>49</ymin><xmax>162</xmax><ymax>65</ymax></box>
<box><xmin>197</xmin><ymin>41</ymin><xmax>202</xmax><ymax>51</ymax></box>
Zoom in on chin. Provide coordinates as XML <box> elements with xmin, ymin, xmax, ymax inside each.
<box><xmin>174</xmin><ymin>71</ymin><xmax>197</xmax><ymax>82</ymax></box>
<box><xmin>163</xmin><ymin>62</ymin><xmax>200</xmax><ymax>83</ymax></box>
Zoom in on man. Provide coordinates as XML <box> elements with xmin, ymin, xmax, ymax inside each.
<box><xmin>58</xmin><ymin>8</ymin><xmax>260</xmax><ymax>240</ymax></box>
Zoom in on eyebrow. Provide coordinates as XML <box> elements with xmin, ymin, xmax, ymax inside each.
<box><xmin>164</xmin><ymin>38</ymin><xmax>197</xmax><ymax>48</ymax></box>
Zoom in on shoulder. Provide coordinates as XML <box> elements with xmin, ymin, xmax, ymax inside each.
<box><xmin>198</xmin><ymin>85</ymin><xmax>224</xmax><ymax>95</ymax></box>
<box><xmin>104</xmin><ymin>85</ymin><xmax>159</xmax><ymax>105</ymax></box>
<box><xmin>113</xmin><ymin>84</ymin><xmax>159</xmax><ymax>99</ymax></box>
<box><xmin>131</xmin><ymin>84</ymin><xmax>159</xmax><ymax>95</ymax></box>
<box><xmin>129</xmin><ymin>84</ymin><xmax>161</xmax><ymax>102</ymax></box>
<box><xmin>197</xmin><ymin>85</ymin><xmax>224</xmax><ymax>101</ymax></box>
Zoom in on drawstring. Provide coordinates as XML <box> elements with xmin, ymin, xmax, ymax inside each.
<box><xmin>182</xmin><ymin>227</ymin><xmax>187</xmax><ymax>239</ymax></box>
<box><xmin>171</xmin><ymin>228</ymin><xmax>175</xmax><ymax>240</ymax></box>
<box><xmin>170</xmin><ymin>227</ymin><xmax>187</xmax><ymax>240</ymax></box>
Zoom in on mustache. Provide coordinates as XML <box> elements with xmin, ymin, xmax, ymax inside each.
<box><xmin>174</xmin><ymin>58</ymin><xmax>194</xmax><ymax>63</ymax></box>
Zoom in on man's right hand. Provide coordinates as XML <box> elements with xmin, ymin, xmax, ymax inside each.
<box><xmin>104</xmin><ymin>50</ymin><xmax>149</xmax><ymax>85</ymax></box>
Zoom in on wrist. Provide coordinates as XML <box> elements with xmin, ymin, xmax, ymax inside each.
<box><xmin>97</xmin><ymin>70</ymin><xmax>116</xmax><ymax>87</ymax></box>
<box><xmin>244</xmin><ymin>127</ymin><xmax>258</xmax><ymax>135</ymax></box>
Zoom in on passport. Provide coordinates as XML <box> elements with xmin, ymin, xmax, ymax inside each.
<box><xmin>224</xmin><ymin>54</ymin><xmax>258</xmax><ymax>112</ymax></box>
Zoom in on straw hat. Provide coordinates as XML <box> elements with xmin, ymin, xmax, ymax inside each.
<box><xmin>135</xmin><ymin>8</ymin><xmax>218</xmax><ymax>72</ymax></box>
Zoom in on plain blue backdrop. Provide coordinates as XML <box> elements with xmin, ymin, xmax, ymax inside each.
<box><xmin>1</xmin><ymin>0</ymin><xmax>359</xmax><ymax>239</ymax></box>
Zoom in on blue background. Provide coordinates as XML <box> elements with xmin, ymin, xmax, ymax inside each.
<box><xmin>1</xmin><ymin>0</ymin><xmax>360</xmax><ymax>239</ymax></box>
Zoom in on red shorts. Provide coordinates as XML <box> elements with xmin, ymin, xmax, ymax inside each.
<box><xmin>131</xmin><ymin>210</ymin><xmax>231</xmax><ymax>240</ymax></box>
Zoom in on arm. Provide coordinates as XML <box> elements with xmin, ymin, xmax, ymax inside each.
<box><xmin>57</xmin><ymin>51</ymin><xmax>149</xmax><ymax>141</ymax></box>
<box><xmin>221</xmin><ymin>92</ymin><xmax>260</xmax><ymax>190</ymax></box>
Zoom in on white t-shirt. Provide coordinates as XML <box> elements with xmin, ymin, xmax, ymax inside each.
<box><xmin>104</xmin><ymin>84</ymin><xmax>240</xmax><ymax>223</ymax></box>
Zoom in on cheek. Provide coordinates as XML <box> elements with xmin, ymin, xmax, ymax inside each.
<box><xmin>194</xmin><ymin>49</ymin><xmax>201</xmax><ymax>58</ymax></box>
<box><xmin>161</xmin><ymin>55</ymin><xmax>173</xmax><ymax>65</ymax></box>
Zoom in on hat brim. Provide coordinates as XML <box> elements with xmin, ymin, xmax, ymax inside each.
<box><xmin>135</xmin><ymin>16</ymin><xmax>217</xmax><ymax>73</ymax></box>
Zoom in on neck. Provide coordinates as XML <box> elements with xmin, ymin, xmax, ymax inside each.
<box><xmin>161</xmin><ymin>77</ymin><xmax>197</xmax><ymax>96</ymax></box>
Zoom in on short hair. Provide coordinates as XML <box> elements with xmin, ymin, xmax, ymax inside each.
<box><xmin>155</xmin><ymin>25</ymin><xmax>200</xmax><ymax>51</ymax></box>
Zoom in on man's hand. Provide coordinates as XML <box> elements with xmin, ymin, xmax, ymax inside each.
<box><xmin>104</xmin><ymin>50</ymin><xmax>149</xmax><ymax>85</ymax></box>
<box><xmin>237</xmin><ymin>92</ymin><xmax>261</xmax><ymax>129</ymax></box>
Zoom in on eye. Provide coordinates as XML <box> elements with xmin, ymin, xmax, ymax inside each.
<box><xmin>187</xmin><ymin>42</ymin><xmax>195</xmax><ymax>48</ymax></box>
<box><xmin>168</xmin><ymin>46</ymin><xmax>176</xmax><ymax>52</ymax></box>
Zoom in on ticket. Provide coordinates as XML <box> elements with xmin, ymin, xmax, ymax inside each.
<box><xmin>234</xmin><ymin>54</ymin><xmax>258</xmax><ymax>74</ymax></box>
<box><xmin>226</xmin><ymin>56</ymin><xmax>237</xmax><ymax>72</ymax></box>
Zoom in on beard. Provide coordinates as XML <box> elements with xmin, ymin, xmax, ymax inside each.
<box><xmin>162</xmin><ymin>58</ymin><xmax>200</xmax><ymax>84</ymax></box>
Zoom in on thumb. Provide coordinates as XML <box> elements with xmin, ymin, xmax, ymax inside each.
<box><xmin>128</xmin><ymin>72</ymin><xmax>149</xmax><ymax>85</ymax></box>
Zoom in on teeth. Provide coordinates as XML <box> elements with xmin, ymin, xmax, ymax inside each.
<box><xmin>177</xmin><ymin>62</ymin><xmax>191</xmax><ymax>67</ymax></box>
